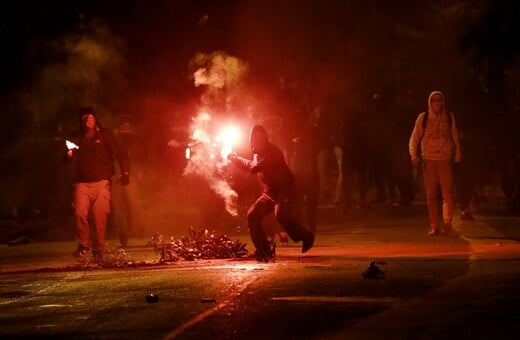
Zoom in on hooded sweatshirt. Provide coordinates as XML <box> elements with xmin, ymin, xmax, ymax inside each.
<box><xmin>230</xmin><ymin>125</ymin><xmax>295</xmax><ymax>200</ymax></box>
<box><xmin>409</xmin><ymin>91</ymin><xmax>462</xmax><ymax>162</ymax></box>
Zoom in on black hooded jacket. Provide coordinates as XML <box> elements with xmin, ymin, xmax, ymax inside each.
<box><xmin>67</xmin><ymin>112</ymin><xmax>129</xmax><ymax>183</ymax></box>
<box><xmin>230</xmin><ymin>125</ymin><xmax>295</xmax><ymax>200</ymax></box>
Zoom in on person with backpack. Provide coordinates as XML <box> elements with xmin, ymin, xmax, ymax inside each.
<box><xmin>409</xmin><ymin>91</ymin><xmax>461</xmax><ymax>236</ymax></box>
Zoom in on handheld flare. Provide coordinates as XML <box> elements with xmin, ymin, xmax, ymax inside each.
<box><xmin>217</xmin><ymin>126</ymin><xmax>240</xmax><ymax>159</ymax></box>
<box><xmin>66</xmin><ymin>140</ymin><xmax>79</xmax><ymax>150</ymax></box>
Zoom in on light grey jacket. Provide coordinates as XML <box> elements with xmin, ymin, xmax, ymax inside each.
<box><xmin>409</xmin><ymin>91</ymin><xmax>462</xmax><ymax>162</ymax></box>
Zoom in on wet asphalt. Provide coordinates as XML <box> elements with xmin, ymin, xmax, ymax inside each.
<box><xmin>1</xmin><ymin>193</ymin><xmax>519</xmax><ymax>339</ymax></box>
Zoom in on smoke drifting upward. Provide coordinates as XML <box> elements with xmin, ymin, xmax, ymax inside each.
<box><xmin>18</xmin><ymin>17</ymin><xmax>127</xmax><ymax>130</ymax></box>
<box><xmin>189</xmin><ymin>51</ymin><xmax>248</xmax><ymax>111</ymax></box>
<box><xmin>183</xmin><ymin>51</ymin><xmax>249</xmax><ymax>217</ymax></box>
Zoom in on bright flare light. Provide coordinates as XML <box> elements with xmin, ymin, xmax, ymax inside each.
<box><xmin>217</xmin><ymin>126</ymin><xmax>240</xmax><ymax>159</ymax></box>
<box><xmin>66</xmin><ymin>140</ymin><xmax>79</xmax><ymax>150</ymax></box>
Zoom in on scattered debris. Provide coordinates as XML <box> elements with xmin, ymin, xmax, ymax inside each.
<box><xmin>147</xmin><ymin>227</ymin><xmax>249</xmax><ymax>263</ymax></box>
<box><xmin>77</xmin><ymin>245</ymin><xmax>144</xmax><ymax>269</ymax></box>
<box><xmin>362</xmin><ymin>261</ymin><xmax>385</xmax><ymax>279</ymax></box>
<box><xmin>146</xmin><ymin>293</ymin><xmax>159</xmax><ymax>303</ymax></box>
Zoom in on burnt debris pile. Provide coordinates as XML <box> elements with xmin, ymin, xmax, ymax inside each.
<box><xmin>147</xmin><ymin>227</ymin><xmax>249</xmax><ymax>262</ymax></box>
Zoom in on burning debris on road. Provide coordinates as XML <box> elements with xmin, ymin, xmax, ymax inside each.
<box><xmin>147</xmin><ymin>227</ymin><xmax>249</xmax><ymax>262</ymax></box>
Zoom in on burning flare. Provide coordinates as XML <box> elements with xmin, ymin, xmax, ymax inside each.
<box><xmin>66</xmin><ymin>140</ymin><xmax>79</xmax><ymax>150</ymax></box>
<box><xmin>216</xmin><ymin>126</ymin><xmax>240</xmax><ymax>159</ymax></box>
<box><xmin>183</xmin><ymin>51</ymin><xmax>248</xmax><ymax>217</ymax></box>
<box><xmin>183</xmin><ymin>112</ymin><xmax>241</xmax><ymax>216</ymax></box>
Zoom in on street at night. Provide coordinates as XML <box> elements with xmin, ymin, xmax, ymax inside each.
<box><xmin>1</xmin><ymin>1</ymin><xmax>520</xmax><ymax>339</ymax></box>
<box><xmin>2</xmin><ymin>192</ymin><xmax>520</xmax><ymax>339</ymax></box>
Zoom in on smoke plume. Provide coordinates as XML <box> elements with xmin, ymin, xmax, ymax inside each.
<box><xmin>183</xmin><ymin>112</ymin><xmax>239</xmax><ymax>216</ymax></box>
<box><xmin>19</xmin><ymin>17</ymin><xmax>127</xmax><ymax>130</ymax></box>
<box><xmin>189</xmin><ymin>51</ymin><xmax>248</xmax><ymax>112</ymax></box>
<box><xmin>183</xmin><ymin>51</ymin><xmax>249</xmax><ymax>216</ymax></box>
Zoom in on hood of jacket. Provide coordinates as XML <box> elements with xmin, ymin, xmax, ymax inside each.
<box><xmin>78</xmin><ymin>106</ymin><xmax>102</xmax><ymax>132</ymax></box>
<box><xmin>427</xmin><ymin>91</ymin><xmax>446</xmax><ymax>115</ymax></box>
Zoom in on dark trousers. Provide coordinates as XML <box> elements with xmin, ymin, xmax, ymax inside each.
<box><xmin>247</xmin><ymin>193</ymin><xmax>311</xmax><ymax>254</ymax></box>
<box><xmin>293</xmin><ymin>171</ymin><xmax>319</xmax><ymax>233</ymax></box>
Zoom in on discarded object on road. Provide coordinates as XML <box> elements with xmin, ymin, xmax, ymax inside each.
<box><xmin>146</xmin><ymin>293</ymin><xmax>159</xmax><ymax>303</ymax></box>
<box><xmin>362</xmin><ymin>261</ymin><xmax>385</xmax><ymax>279</ymax></box>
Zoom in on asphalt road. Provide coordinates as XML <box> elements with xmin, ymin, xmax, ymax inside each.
<box><xmin>1</xmin><ymin>198</ymin><xmax>520</xmax><ymax>339</ymax></box>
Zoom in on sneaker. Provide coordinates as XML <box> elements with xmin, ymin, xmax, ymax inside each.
<box><xmin>254</xmin><ymin>243</ymin><xmax>275</xmax><ymax>263</ymax></box>
<box><xmin>255</xmin><ymin>253</ymin><xmax>271</xmax><ymax>263</ymax></box>
<box><xmin>427</xmin><ymin>224</ymin><xmax>439</xmax><ymax>236</ymax></box>
<box><xmin>301</xmin><ymin>233</ymin><xmax>315</xmax><ymax>253</ymax></box>
<box><xmin>441</xmin><ymin>222</ymin><xmax>452</xmax><ymax>236</ymax></box>
<box><xmin>72</xmin><ymin>246</ymin><xmax>89</xmax><ymax>258</ymax></box>
<box><xmin>254</xmin><ymin>250</ymin><xmax>273</xmax><ymax>263</ymax></box>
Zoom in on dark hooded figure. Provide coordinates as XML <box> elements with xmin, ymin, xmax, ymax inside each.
<box><xmin>66</xmin><ymin>106</ymin><xmax>130</xmax><ymax>261</ymax></box>
<box><xmin>228</xmin><ymin>124</ymin><xmax>315</xmax><ymax>262</ymax></box>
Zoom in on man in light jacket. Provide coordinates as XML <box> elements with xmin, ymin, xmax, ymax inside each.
<box><xmin>409</xmin><ymin>91</ymin><xmax>461</xmax><ymax>235</ymax></box>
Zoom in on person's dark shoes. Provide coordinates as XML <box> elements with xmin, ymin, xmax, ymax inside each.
<box><xmin>460</xmin><ymin>210</ymin><xmax>474</xmax><ymax>221</ymax></box>
<box><xmin>254</xmin><ymin>243</ymin><xmax>275</xmax><ymax>263</ymax></box>
<box><xmin>255</xmin><ymin>252</ymin><xmax>271</xmax><ymax>263</ymax></box>
<box><xmin>254</xmin><ymin>250</ymin><xmax>273</xmax><ymax>263</ymax></box>
<box><xmin>427</xmin><ymin>224</ymin><xmax>439</xmax><ymax>236</ymax></box>
<box><xmin>301</xmin><ymin>233</ymin><xmax>315</xmax><ymax>253</ymax></box>
<box><xmin>72</xmin><ymin>246</ymin><xmax>89</xmax><ymax>258</ymax></box>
